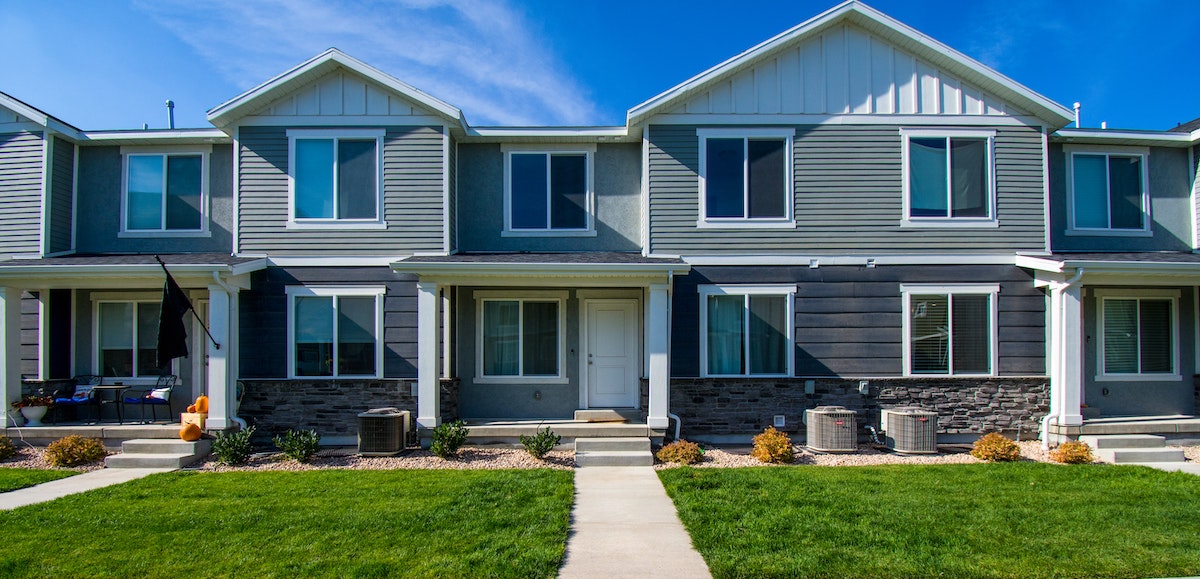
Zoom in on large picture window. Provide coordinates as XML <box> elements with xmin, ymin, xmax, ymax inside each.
<box><xmin>1067</xmin><ymin>149</ymin><xmax>1149</xmax><ymax>234</ymax></box>
<box><xmin>476</xmin><ymin>292</ymin><xmax>566</xmax><ymax>382</ymax></box>
<box><xmin>1098</xmin><ymin>292</ymin><xmax>1177</xmax><ymax>378</ymax></box>
<box><xmin>95</xmin><ymin>300</ymin><xmax>166</xmax><ymax>378</ymax></box>
<box><xmin>123</xmin><ymin>151</ymin><xmax>206</xmax><ymax>233</ymax></box>
<box><xmin>699</xmin><ymin>285</ymin><xmax>795</xmax><ymax>377</ymax></box>
<box><xmin>287</xmin><ymin>287</ymin><xmax>384</xmax><ymax>378</ymax></box>
<box><xmin>698</xmin><ymin>128</ymin><xmax>794</xmax><ymax>226</ymax></box>
<box><xmin>902</xmin><ymin>285</ymin><xmax>997</xmax><ymax>376</ymax></box>
<box><xmin>505</xmin><ymin>150</ymin><xmax>592</xmax><ymax>233</ymax></box>
<box><xmin>901</xmin><ymin>130</ymin><xmax>995</xmax><ymax>224</ymax></box>
<box><xmin>288</xmin><ymin>129</ymin><xmax>383</xmax><ymax>223</ymax></box>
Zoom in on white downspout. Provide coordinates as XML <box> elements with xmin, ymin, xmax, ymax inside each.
<box><xmin>1042</xmin><ymin>268</ymin><xmax>1084</xmax><ymax>449</ymax></box>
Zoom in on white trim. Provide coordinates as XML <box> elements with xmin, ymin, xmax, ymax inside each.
<box><xmin>1063</xmin><ymin>145</ymin><xmax>1152</xmax><ymax>236</ymax></box>
<box><xmin>474</xmin><ymin>293</ymin><xmax>568</xmax><ymax>384</ymax></box>
<box><xmin>37</xmin><ymin>290</ymin><xmax>48</xmax><ymax>380</ymax></box>
<box><xmin>697</xmin><ymin>284</ymin><xmax>796</xmax><ymax>378</ymax></box>
<box><xmin>697</xmin><ymin>128</ymin><xmax>796</xmax><ymax>227</ymax></box>
<box><xmin>284</xmin><ymin>221</ymin><xmax>389</xmax><ymax>231</ymax></box>
<box><xmin>39</xmin><ymin>131</ymin><xmax>52</xmax><ymax>257</ymax></box>
<box><xmin>232</xmin><ymin>126</ymin><xmax>241</xmax><ymax>255</ymax></box>
<box><xmin>501</xmin><ymin>147</ymin><xmax>596</xmax><ymax>235</ymax></box>
<box><xmin>91</xmin><ymin>297</ymin><xmax>174</xmax><ymax>380</ymax></box>
<box><xmin>899</xmin><ymin>128</ymin><xmax>997</xmax><ymax>227</ymax></box>
<box><xmin>641</xmin><ymin>125</ymin><xmax>651</xmax><ymax>256</ymax></box>
<box><xmin>1041</xmin><ymin>129</ymin><xmax>1051</xmax><ymax>254</ymax></box>
<box><xmin>286</xmin><ymin>129</ymin><xmax>385</xmax><ymax>225</ymax></box>
<box><xmin>83</xmin><ymin>129</ymin><xmax>228</xmax><ymax>142</ymax></box>
<box><xmin>119</xmin><ymin>144</ymin><xmax>215</xmax><ymax>154</ymax></box>
<box><xmin>1053</xmin><ymin>128</ymin><xmax>1195</xmax><ymax>147</ymax></box>
<box><xmin>239</xmin><ymin>115</ymin><xmax>446</xmax><ymax>127</ymax></box>
<box><xmin>285</xmin><ymin>128</ymin><xmax>385</xmax><ymax>139</ymax></box>
<box><xmin>264</xmin><ymin>256</ymin><xmax>401</xmax><ymax>267</ymax></box>
<box><xmin>442</xmin><ymin>126</ymin><xmax>451</xmax><ymax>255</ymax></box>
<box><xmin>454</xmin><ymin>138</ymin><xmax>460</xmax><ymax>254</ymax></box>
<box><xmin>899</xmin><ymin>284</ymin><xmax>1000</xmax><ymax>377</ymax></box>
<box><xmin>682</xmin><ymin>254</ymin><xmax>1021</xmax><ymax>266</ymax></box>
<box><xmin>1094</xmin><ymin>291</ymin><xmax>1180</xmax><ymax>381</ymax></box>
<box><xmin>579</xmin><ymin>297</ymin><xmax>642</xmax><ymax>409</ymax></box>
<box><xmin>284</xmin><ymin>285</ymin><xmax>385</xmax><ymax>380</ymax></box>
<box><xmin>70</xmin><ymin>138</ymin><xmax>79</xmax><ymax>253</ymax></box>
<box><xmin>1190</xmin><ymin>143</ymin><xmax>1198</xmax><ymax>250</ymax></box>
<box><xmin>471</xmin><ymin>127</ymin><xmax>628</xmax><ymax>138</ymax></box>
<box><xmin>119</xmin><ymin>148</ymin><xmax>212</xmax><ymax>236</ymax></box>
<box><xmin>648</xmin><ymin>114</ymin><xmax>1047</xmax><ymax>127</ymax></box>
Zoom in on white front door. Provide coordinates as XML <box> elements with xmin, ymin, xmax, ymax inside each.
<box><xmin>585</xmin><ymin>299</ymin><xmax>639</xmax><ymax>408</ymax></box>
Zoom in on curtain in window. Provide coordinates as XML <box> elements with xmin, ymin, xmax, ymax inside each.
<box><xmin>523</xmin><ymin>302</ymin><xmax>558</xmax><ymax>376</ymax></box>
<box><xmin>99</xmin><ymin>303</ymin><xmax>134</xmax><ymax>378</ymax></box>
<box><xmin>1072</xmin><ymin>155</ymin><xmax>1108</xmax><ymax>228</ymax></box>
<box><xmin>1108</xmin><ymin>156</ymin><xmax>1143</xmax><ymax>229</ymax></box>
<box><xmin>295</xmin><ymin>139</ymin><xmax>334</xmax><ymax>219</ymax></box>
<box><xmin>1138</xmin><ymin>299</ymin><xmax>1172</xmax><ymax>373</ymax></box>
<box><xmin>707</xmin><ymin>295</ymin><xmax>745</xmax><ymax>375</ymax></box>
<box><xmin>295</xmin><ymin>296</ymin><xmax>333</xmax><ymax>376</ymax></box>
<box><xmin>127</xmin><ymin>156</ymin><xmax>164</xmax><ymax>230</ymax></box>
<box><xmin>951</xmin><ymin>294</ymin><xmax>990</xmax><ymax>373</ymax></box>
<box><xmin>1103</xmin><ymin>299</ymin><xmax>1139</xmax><ymax>374</ymax></box>
<box><xmin>338</xmin><ymin>140</ymin><xmax>377</xmax><ymax>219</ymax></box>
<box><xmin>949</xmin><ymin>139</ymin><xmax>987</xmax><ymax>217</ymax></box>
<box><xmin>337</xmin><ymin>296</ymin><xmax>376</xmax><ymax>376</ymax></box>
<box><xmin>483</xmin><ymin>301</ymin><xmax>520</xmax><ymax>375</ymax></box>
<box><xmin>748</xmin><ymin>295</ymin><xmax>787</xmax><ymax>374</ymax></box>
<box><xmin>909</xmin><ymin>138</ymin><xmax>948</xmax><ymax>217</ymax></box>
<box><xmin>165</xmin><ymin>155</ymin><xmax>202</xmax><ymax>230</ymax></box>
<box><xmin>706</xmin><ymin>138</ymin><xmax>745</xmax><ymax>218</ymax></box>
<box><xmin>910</xmin><ymin>294</ymin><xmax>948</xmax><ymax>373</ymax></box>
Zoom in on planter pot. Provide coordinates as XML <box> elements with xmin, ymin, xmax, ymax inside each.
<box><xmin>20</xmin><ymin>405</ymin><xmax>48</xmax><ymax>427</ymax></box>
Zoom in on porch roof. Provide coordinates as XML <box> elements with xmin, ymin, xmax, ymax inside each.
<box><xmin>0</xmin><ymin>253</ymin><xmax>266</xmax><ymax>289</ymax></box>
<box><xmin>392</xmin><ymin>252</ymin><xmax>689</xmax><ymax>286</ymax></box>
<box><xmin>1017</xmin><ymin>252</ymin><xmax>1200</xmax><ymax>284</ymax></box>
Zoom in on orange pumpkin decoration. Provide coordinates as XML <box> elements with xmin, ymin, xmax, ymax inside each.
<box><xmin>186</xmin><ymin>404</ymin><xmax>197</xmax><ymax>413</ymax></box>
<box><xmin>195</xmin><ymin>395</ymin><xmax>209</xmax><ymax>413</ymax></box>
<box><xmin>180</xmin><ymin>423</ymin><xmax>202</xmax><ymax>441</ymax></box>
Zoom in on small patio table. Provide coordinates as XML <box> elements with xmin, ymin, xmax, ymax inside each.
<box><xmin>92</xmin><ymin>384</ymin><xmax>131</xmax><ymax>424</ymax></box>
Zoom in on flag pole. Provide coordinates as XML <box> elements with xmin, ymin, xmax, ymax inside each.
<box><xmin>154</xmin><ymin>255</ymin><xmax>220</xmax><ymax>350</ymax></box>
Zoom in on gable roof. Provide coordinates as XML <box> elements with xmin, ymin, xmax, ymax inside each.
<box><xmin>626</xmin><ymin>0</ymin><xmax>1074</xmax><ymax>129</ymax></box>
<box><xmin>0</xmin><ymin>90</ymin><xmax>82</xmax><ymax>137</ymax></box>
<box><xmin>206</xmin><ymin>48</ymin><xmax>467</xmax><ymax>131</ymax></box>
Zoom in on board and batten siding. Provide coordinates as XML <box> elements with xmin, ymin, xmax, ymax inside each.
<box><xmin>0</xmin><ymin>131</ymin><xmax>44</xmax><ymax>255</ymax></box>
<box><xmin>237</xmin><ymin>125</ymin><xmax>445</xmax><ymax>255</ymax></box>
<box><xmin>48</xmin><ymin>136</ymin><xmax>74</xmax><ymax>254</ymax></box>
<box><xmin>671</xmin><ymin>265</ymin><xmax>1045</xmax><ymax>378</ymax></box>
<box><xmin>647</xmin><ymin>123</ymin><xmax>1046</xmax><ymax>254</ymax></box>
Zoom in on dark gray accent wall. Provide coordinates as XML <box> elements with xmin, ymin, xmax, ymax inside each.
<box><xmin>448</xmin><ymin>136</ymin><xmax>457</xmax><ymax>253</ymax></box>
<box><xmin>456</xmin><ymin>143</ymin><xmax>641</xmax><ymax>252</ymax></box>
<box><xmin>20</xmin><ymin>291</ymin><xmax>38</xmax><ymax>378</ymax></box>
<box><xmin>238</xmin><ymin>266</ymin><xmax>417</xmax><ymax>380</ymax></box>
<box><xmin>48</xmin><ymin>137</ymin><xmax>74</xmax><ymax>254</ymax></box>
<box><xmin>1049</xmin><ymin>144</ymin><xmax>1193</xmax><ymax>252</ymax></box>
<box><xmin>237</xmin><ymin>126</ymin><xmax>445</xmax><ymax>255</ymax></box>
<box><xmin>75</xmin><ymin>144</ymin><xmax>234</xmax><ymax>254</ymax></box>
<box><xmin>0</xmin><ymin>131</ymin><xmax>43</xmax><ymax>256</ymax></box>
<box><xmin>647</xmin><ymin>124</ymin><xmax>1046</xmax><ymax>254</ymax></box>
<box><xmin>672</xmin><ymin>265</ymin><xmax>1045</xmax><ymax>377</ymax></box>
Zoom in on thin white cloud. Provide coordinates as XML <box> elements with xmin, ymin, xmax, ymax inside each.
<box><xmin>132</xmin><ymin>0</ymin><xmax>599</xmax><ymax>126</ymax></box>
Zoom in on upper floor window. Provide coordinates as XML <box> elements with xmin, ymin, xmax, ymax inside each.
<box><xmin>901</xmin><ymin>129</ymin><xmax>996</xmax><ymax>226</ymax></box>
<box><xmin>287</xmin><ymin>129</ymin><xmax>383</xmax><ymax>227</ymax></box>
<box><xmin>122</xmin><ymin>149</ymin><xmax>208</xmax><ymax>235</ymax></box>
<box><xmin>502</xmin><ymin>145</ymin><xmax>594</xmax><ymax>236</ymax></box>
<box><xmin>286</xmin><ymin>286</ymin><xmax>384</xmax><ymax>379</ymax></box>
<box><xmin>901</xmin><ymin>284</ymin><xmax>998</xmax><ymax>376</ymax></box>
<box><xmin>699</xmin><ymin>285</ymin><xmax>795</xmax><ymax>377</ymax></box>
<box><xmin>1095</xmin><ymin>289</ymin><xmax>1178</xmax><ymax>381</ymax></box>
<box><xmin>1066</xmin><ymin>147</ymin><xmax>1150</xmax><ymax>235</ymax></box>
<box><xmin>698</xmin><ymin>128</ymin><xmax>795</xmax><ymax>228</ymax></box>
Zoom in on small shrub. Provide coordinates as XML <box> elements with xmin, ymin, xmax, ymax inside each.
<box><xmin>656</xmin><ymin>440</ymin><xmax>704</xmax><ymax>465</ymax></box>
<box><xmin>1050</xmin><ymin>440</ymin><xmax>1094</xmax><ymax>464</ymax></box>
<box><xmin>430</xmin><ymin>420</ymin><xmax>469</xmax><ymax>459</ymax></box>
<box><xmin>212</xmin><ymin>426</ymin><xmax>255</xmax><ymax>466</ymax></box>
<box><xmin>273</xmin><ymin>429</ymin><xmax>322</xmax><ymax>463</ymax></box>
<box><xmin>519</xmin><ymin>426</ymin><xmax>561</xmax><ymax>460</ymax></box>
<box><xmin>751</xmin><ymin>426</ymin><xmax>794</xmax><ymax>464</ymax></box>
<box><xmin>44</xmin><ymin>435</ymin><xmax>106</xmax><ymax>467</ymax></box>
<box><xmin>0</xmin><ymin>435</ymin><xmax>15</xmax><ymax>460</ymax></box>
<box><xmin>970</xmin><ymin>432</ymin><xmax>1021</xmax><ymax>462</ymax></box>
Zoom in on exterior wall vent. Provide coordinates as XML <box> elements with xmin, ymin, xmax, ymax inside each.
<box><xmin>357</xmin><ymin>408</ymin><xmax>410</xmax><ymax>456</ymax></box>
<box><xmin>805</xmin><ymin>406</ymin><xmax>857</xmax><ymax>452</ymax></box>
<box><xmin>883</xmin><ymin>407</ymin><xmax>938</xmax><ymax>454</ymax></box>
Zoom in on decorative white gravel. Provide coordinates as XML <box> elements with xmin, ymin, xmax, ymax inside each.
<box><xmin>0</xmin><ymin>446</ymin><xmax>108</xmax><ymax>472</ymax></box>
<box><xmin>190</xmin><ymin>446</ymin><xmax>574</xmax><ymax>472</ymax></box>
<box><xmin>655</xmin><ymin>440</ymin><xmax>1111</xmax><ymax>469</ymax></box>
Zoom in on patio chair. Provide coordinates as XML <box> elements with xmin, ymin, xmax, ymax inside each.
<box><xmin>122</xmin><ymin>374</ymin><xmax>180</xmax><ymax>423</ymax></box>
<box><xmin>52</xmin><ymin>375</ymin><xmax>102</xmax><ymax>424</ymax></box>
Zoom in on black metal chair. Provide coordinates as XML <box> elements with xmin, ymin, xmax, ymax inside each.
<box><xmin>122</xmin><ymin>374</ymin><xmax>179</xmax><ymax>423</ymax></box>
<box><xmin>52</xmin><ymin>375</ymin><xmax>102</xmax><ymax>423</ymax></box>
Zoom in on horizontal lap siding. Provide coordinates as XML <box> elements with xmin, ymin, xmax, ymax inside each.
<box><xmin>48</xmin><ymin>137</ymin><xmax>73</xmax><ymax>254</ymax></box>
<box><xmin>673</xmin><ymin>265</ymin><xmax>1044</xmax><ymax>378</ymax></box>
<box><xmin>648</xmin><ymin>124</ymin><xmax>1045</xmax><ymax>253</ymax></box>
<box><xmin>0</xmin><ymin>132</ymin><xmax>43</xmax><ymax>255</ymax></box>
<box><xmin>21</xmin><ymin>292</ymin><xmax>38</xmax><ymax>378</ymax></box>
<box><xmin>238</xmin><ymin>126</ymin><xmax>445</xmax><ymax>255</ymax></box>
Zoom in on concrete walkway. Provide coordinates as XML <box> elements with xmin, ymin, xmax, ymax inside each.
<box><xmin>0</xmin><ymin>468</ymin><xmax>173</xmax><ymax>510</ymax></box>
<box><xmin>559</xmin><ymin>466</ymin><xmax>711</xmax><ymax>579</ymax></box>
<box><xmin>1133</xmin><ymin>462</ymin><xmax>1200</xmax><ymax>475</ymax></box>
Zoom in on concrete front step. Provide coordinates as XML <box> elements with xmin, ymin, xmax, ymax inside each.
<box><xmin>575</xmin><ymin>450</ymin><xmax>654</xmax><ymax>467</ymax></box>
<box><xmin>1080</xmin><ymin>434</ymin><xmax>1167</xmax><ymax>449</ymax></box>
<box><xmin>464</xmin><ymin>422</ymin><xmax>656</xmax><ymax>444</ymax></box>
<box><xmin>104</xmin><ymin>438</ymin><xmax>211</xmax><ymax>469</ymax></box>
<box><xmin>121</xmin><ymin>439</ymin><xmax>212</xmax><ymax>455</ymax></box>
<box><xmin>1096</xmin><ymin>447</ymin><xmax>1187</xmax><ymax>464</ymax></box>
<box><xmin>576</xmin><ymin>437</ymin><xmax>651</xmax><ymax>453</ymax></box>
<box><xmin>573</xmin><ymin>409</ymin><xmax>632</xmax><ymax>423</ymax></box>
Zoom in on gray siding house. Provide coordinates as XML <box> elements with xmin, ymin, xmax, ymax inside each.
<box><xmin>3</xmin><ymin>0</ymin><xmax>1199</xmax><ymax>445</ymax></box>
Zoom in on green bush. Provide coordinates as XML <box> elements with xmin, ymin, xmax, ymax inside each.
<box><xmin>430</xmin><ymin>420</ymin><xmax>469</xmax><ymax>459</ymax></box>
<box><xmin>44</xmin><ymin>435</ymin><xmax>107</xmax><ymax>467</ymax></box>
<box><xmin>519</xmin><ymin>427</ymin><xmax>561</xmax><ymax>459</ymax></box>
<box><xmin>212</xmin><ymin>426</ymin><xmax>256</xmax><ymax>466</ymax></box>
<box><xmin>273</xmin><ymin>429</ymin><xmax>321</xmax><ymax>463</ymax></box>
<box><xmin>0</xmin><ymin>435</ymin><xmax>15</xmax><ymax>460</ymax></box>
<box><xmin>656</xmin><ymin>440</ymin><xmax>704</xmax><ymax>464</ymax></box>
<box><xmin>751</xmin><ymin>427</ymin><xmax>795</xmax><ymax>464</ymax></box>
<box><xmin>1050</xmin><ymin>440</ymin><xmax>1094</xmax><ymax>464</ymax></box>
<box><xmin>970</xmin><ymin>432</ymin><xmax>1021</xmax><ymax>462</ymax></box>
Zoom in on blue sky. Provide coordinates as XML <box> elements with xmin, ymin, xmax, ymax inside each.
<box><xmin>1</xmin><ymin>0</ymin><xmax>1197</xmax><ymax>131</ymax></box>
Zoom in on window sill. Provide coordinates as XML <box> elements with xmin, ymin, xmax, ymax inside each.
<box><xmin>1064</xmin><ymin>228</ymin><xmax>1153</xmax><ymax>237</ymax></box>
<box><xmin>696</xmin><ymin>219</ymin><xmax>796</xmax><ymax>230</ymax></box>
<box><xmin>701</xmin><ymin>373</ymin><xmax>793</xmax><ymax>379</ymax></box>
<box><xmin>501</xmin><ymin>229</ymin><xmax>597</xmax><ymax>238</ymax></box>
<box><xmin>904</xmin><ymin>373</ymin><xmax>997</xmax><ymax>378</ymax></box>
<box><xmin>1094</xmin><ymin>374</ymin><xmax>1181</xmax><ymax>382</ymax></box>
<box><xmin>901</xmin><ymin>218</ymin><xmax>999</xmax><ymax>229</ymax></box>
<box><xmin>118</xmin><ymin>230</ymin><xmax>212</xmax><ymax>238</ymax></box>
<box><xmin>286</xmin><ymin>220</ymin><xmax>388</xmax><ymax>231</ymax></box>
<box><xmin>474</xmin><ymin>376</ymin><xmax>569</xmax><ymax>385</ymax></box>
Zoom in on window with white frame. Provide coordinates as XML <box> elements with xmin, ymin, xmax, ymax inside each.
<box><xmin>1097</xmin><ymin>291</ymin><xmax>1177</xmax><ymax>378</ymax></box>
<box><xmin>699</xmin><ymin>285</ymin><xmax>795</xmax><ymax>377</ymax></box>
<box><xmin>901</xmin><ymin>129</ymin><xmax>995</xmax><ymax>223</ymax></box>
<box><xmin>476</xmin><ymin>292</ymin><xmax>565</xmax><ymax>382</ymax></box>
<box><xmin>95</xmin><ymin>299</ymin><xmax>166</xmax><ymax>378</ymax></box>
<box><xmin>123</xmin><ymin>151</ymin><xmax>207</xmax><ymax>233</ymax></box>
<box><xmin>901</xmin><ymin>285</ymin><xmax>997</xmax><ymax>376</ymax></box>
<box><xmin>698</xmin><ymin>129</ymin><xmax>794</xmax><ymax>224</ymax></box>
<box><xmin>1067</xmin><ymin>149</ymin><xmax>1149</xmax><ymax>234</ymax></box>
<box><xmin>504</xmin><ymin>147</ymin><xmax>593</xmax><ymax>233</ymax></box>
<box><xmin>288</xmin><ymin>129</ymin><xmax>383</xmax><ymax>223</ymax></box>
<box><xmin>287</xmin><ymin>287</ymin><xmax>384</xmax><ymax>378</ymax></box>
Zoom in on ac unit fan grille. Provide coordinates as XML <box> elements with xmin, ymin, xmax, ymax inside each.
<box><xmin>806</xmin><ymin>406</ymin><xmax>857</xmax><ymax>452</ymax></box>
<box><xmin>358</xmin><ymin>409</ymin><xmax>408</xmax><ymax>456</ymax></box>
<box><xmin>884</xmin><ymin>407</ymin><xmax>937</xmax><ymax>454</ymax></box>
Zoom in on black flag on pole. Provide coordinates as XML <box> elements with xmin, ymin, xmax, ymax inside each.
<box><xmin>156</xmin><ymin>260</ymin><xmax>195</xmax><ymax>366</ymax></box>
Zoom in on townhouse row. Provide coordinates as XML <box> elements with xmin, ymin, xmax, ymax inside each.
<box><xmin>2</xmin><ymin>1</ymin><xmax>1199</xmax><ymax>443</ymax></box>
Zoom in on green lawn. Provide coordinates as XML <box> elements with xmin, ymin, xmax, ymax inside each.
<box><xmin>0</xmin><ymin>469</ymin><xmax>572</xmax><ymax>579</ymax></box>
<box><xmin>660</xmin><ymin>463</ymin><xmax>1200</xmax><ymax>579</ymax></box>
<box><xmin>0</xmin><ymin>468</ymin><xmax>75</xmax><ymax>493</ymax></box>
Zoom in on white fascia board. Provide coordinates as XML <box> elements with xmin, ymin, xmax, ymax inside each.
<box><xmin>80</xmin><ymin>128</ymin><xmax>230</xmax><ymax>144</ymax></box>
<box><xmin>1014</xmin><ymin>254</ymin><xmax>1066</xmax><ymax>273</ymax></box>
<box><xmin>681</xmin><ymin>254</ymin><xmax>1023</xmax><ymax>266</ymax></box>
<box><xmin>0</xmin><ymin>92</ymin><xmax>83</xmax><ymax>139</ymax></box>
<box><xmin>0</xmin><ymin>264</ymin><xmax>255</xmax><ymax>289</ymax></box>
<box><xmin>390</xmin><ymin>262</ymin><xmax>691</xmax><ymax>277</ymax></box>
<box><xmin>265</xmin><ymin>256</ymin><xmax>400</xmax><ymax>267</ymax></box>
<box><xmin>1052</xmin><ymin>129</ymin><xmax>1194</xmax><ymax>148</ymax></box>
<box><xmin>467</xmin><ymin>126</ymin><xmax>629</xmax><ymax>138</ymax></box>
<box><xmin>625</xmin><ymin>1</ymin><xmax>1073</xmax><ymax>128</ymax></box>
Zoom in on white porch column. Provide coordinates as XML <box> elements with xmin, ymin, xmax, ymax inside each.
<box><xmin>1</xmin><ymin>287</ymin><xmax>23</xmax><ymax>427</ymax></box>
<box><xmin>647</xmin><ymin>283</ymin><xmax>670</xmax><ymax>430</ymax></box>
<box><xmin>1058</xmin><ymin>284</ymin><xmax>1084</xmax><ymax>426</ymax></box>
<box><xmin>416</xmin><ymin>281</ymin><xmax>441</xmax><ymax>430</ymax></box>
<box><xmin>206</xmin><ymin>284</ymin><xmax>232</xmax><ymax>430</ymax></box>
